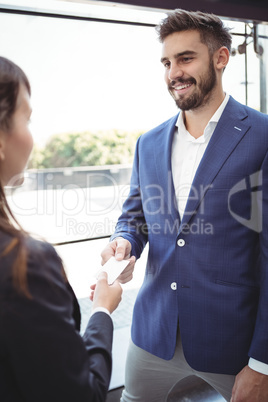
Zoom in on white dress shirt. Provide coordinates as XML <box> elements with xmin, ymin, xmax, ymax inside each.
<box><xmin>171</xmin><ymin>93</ymin><xmax>268</xmax><ymax>376</ymax></box>
<box><xmin>171</xmin><ymin>94</ymin><xmax>229</xmax><ymax>218</ymax></box>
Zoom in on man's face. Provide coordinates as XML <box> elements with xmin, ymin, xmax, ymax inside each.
<box><xmin>161</xmin><ymin>30</ymin><xmax>217</xmax><ymax>111</ymax></box>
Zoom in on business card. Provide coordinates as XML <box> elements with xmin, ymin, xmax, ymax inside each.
<box><xmin>96</xmin><ymin>256</ymin><xmax>129</xmax><ymax>284</ymax></box>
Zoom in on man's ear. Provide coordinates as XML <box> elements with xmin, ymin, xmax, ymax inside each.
<box><xmin>214</xmin><ymin>46</ymin><xmax>229</xmax><ymax>71</ymax></box>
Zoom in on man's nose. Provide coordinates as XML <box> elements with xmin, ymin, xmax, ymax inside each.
<box><xmin>168</xmin><ymin>64</ymin><xmax>183</xmax><ymax>82</ymax></box>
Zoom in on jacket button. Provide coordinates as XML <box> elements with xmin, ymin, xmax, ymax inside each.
<box><xmin>177</xmin><ymin>239</ymin><xmax>185</xmax><ymax>247</ymax></box>
<box><xmin>171</xmin><ymin>282</ymin><xmax>177</xmax><ymax>290</ymax></box>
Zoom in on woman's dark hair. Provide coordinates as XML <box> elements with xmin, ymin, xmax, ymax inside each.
<box><xmin>0</xmin><ymin>56</ymin><xmax>31</xmax><ymax>131</ymax></box>
<box><xmin>0</xmin><ymin>56</ymin><xmax>31</xmax><ymax>297</ymax></box>
<box><xmin>156</xmin><ymin>9</ymin><xmax>232</xmax><ymax>55</ymax></box>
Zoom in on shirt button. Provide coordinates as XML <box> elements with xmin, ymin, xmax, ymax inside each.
<box><xmin>177</xmin><ymin>239</ymin><xmax>185</xmax><ymax>247</ymax></box>
<box><xmin>171</xmin><ymin>282</ymin><xmax>177</xmax><ymax>290</ymax></box>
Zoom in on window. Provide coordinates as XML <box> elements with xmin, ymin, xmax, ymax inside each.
<box><xmin>1</xmin><ymin>1</ymin><xmax>267</xmax><ymax>296</ymax></box>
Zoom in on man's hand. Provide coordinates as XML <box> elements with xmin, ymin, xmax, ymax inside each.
<box><xmin>101</xmin><ymin>237</ymin><xmax>136</xmax><ymax>284</ymax></box>
<box><xmin>231</xmin><ymin>365</ymin><xmax>268</xmax><ymax>401</ymax></box>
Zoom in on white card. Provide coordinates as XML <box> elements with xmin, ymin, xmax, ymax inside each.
<box><xmin>96</xmin><ymin>257</ymin><xmax>129</xmax><ymax>284</ymax></box>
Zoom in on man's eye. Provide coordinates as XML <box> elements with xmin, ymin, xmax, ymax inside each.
<box><xmin>163</xmin><ymin>62</ymin><xmax>170</xmax><ymax>68</ymax></box>
<box><xmin>182</xmin><ymin>57</ymin><xmax>193</xmax><ymax>63</ymax></box>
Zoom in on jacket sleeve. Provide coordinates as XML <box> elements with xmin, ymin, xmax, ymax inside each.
<box><xmin>111</xmin><ymin>136</ymin><xmax>148</xmax><ymax>258</ymax></box>
<box><xmin>1</xmin><ymin>239</ymin><xmax>113</xmax><ymax>402</ymax></box>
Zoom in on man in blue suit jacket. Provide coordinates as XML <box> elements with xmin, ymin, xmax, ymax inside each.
<box><xmin>101</xmin><ymin>9</ymin><xmax>268</xmax><ymax>402</ymax></box>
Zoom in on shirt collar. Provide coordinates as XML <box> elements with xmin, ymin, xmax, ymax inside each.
<box><xmin>175</xmin><ymin>93</ymin><xmax>230</xmax><ymax>143</ymax></box>
<box><xmin>209</xmin><ymin>93</ymin><xmax>230</xmax><ymax>123</ymax></box>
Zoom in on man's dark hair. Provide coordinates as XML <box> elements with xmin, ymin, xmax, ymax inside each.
<box><xmin>156</xmin><ymin>9</ymin><xmax>232</xmax><ymax>55</ymax></box>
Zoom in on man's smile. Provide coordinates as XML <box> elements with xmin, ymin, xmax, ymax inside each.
<box><xmin>173</xmin><ymin>82</ymin><xmax>193</xmax><ymax>93</ymax></box>
<box><xmin>170</xmin><ymin>81</ymin><xmax>194</xmax><ymax>95</ymax></box>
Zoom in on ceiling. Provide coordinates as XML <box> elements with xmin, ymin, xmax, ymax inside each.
<box><xmin>103</xmin><ymin>0</ymin><xmax>268</xmax><ymax>23</ymax></box>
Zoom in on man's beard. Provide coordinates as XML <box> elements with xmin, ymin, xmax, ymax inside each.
<box><xmin>169</xmin><ymin>59</ymin><xmax>217</xmax><ymax>111</ymax></box>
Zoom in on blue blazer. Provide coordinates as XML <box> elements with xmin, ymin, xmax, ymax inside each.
<box><xmin>0</xmin><ymin>234</ymin><xmax>113</xmax><ymax>402</ymax></box>
<box><xmin>112</xmin><ymin>96</ymin><xmax>268</xmax><ymax>375</ymax></box>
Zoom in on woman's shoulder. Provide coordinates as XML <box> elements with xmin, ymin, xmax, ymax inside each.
<box><xmin>25</xmin><ymin>235</ymin><xmax>61</xmax><ymax>266</ymax></box>
<box><xmin>0</xmin><ymin>231</ymin><xmax>66</xmax><ymax>294</ymax></box>
<box><xmin>25</xmin><ymin>235</ymin><xmax>67</xmax><ymax>288</ymax></box>
<box><xmin>0</xmin><ymin>230</ymin><xmax>55</xmax><ymax>252</ymax></box>
<box><xmin>0</xmin><ymin>231</ymin><xmax>61</xmax><ymax>268</ymax></box>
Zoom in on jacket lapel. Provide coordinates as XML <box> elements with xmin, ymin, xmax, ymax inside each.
<box><xmin>179</xmin><ymin>96</ymin><xmax>251</xmax><ymax>234</ymax></box>
<box><xmin>154</xmin><ymin>114</ymin><xmax>180</xmax><ymax>222</ymax></box>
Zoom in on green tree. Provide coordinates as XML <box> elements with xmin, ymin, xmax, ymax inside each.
<box><xmin>29</xmin><ymin>129</ymin><xmax>143</xmax><ymax>169</ymax></box>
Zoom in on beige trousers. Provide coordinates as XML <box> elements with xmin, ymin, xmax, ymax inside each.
<box><xmin>121</xmin><ymin>335</ymin><xmax>235</xmax><ymax>402</ymax></box>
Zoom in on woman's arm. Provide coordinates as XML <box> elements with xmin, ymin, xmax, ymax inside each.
<box><xmin>1</xmin><ymin>239</ymin><xmax>116</xmax><ymax>402</ymax></box>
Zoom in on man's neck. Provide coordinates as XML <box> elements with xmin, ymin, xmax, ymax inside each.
<box><xmin>183</xmin><ymin>90</ymin><xmax>226</xmax><ymax>139</ymax></box>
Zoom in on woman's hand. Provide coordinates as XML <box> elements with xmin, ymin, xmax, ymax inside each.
<box><xmin>90</xmin><ymin>271</ymin><xmax>122</xmax><ymax>314</ymax></box>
